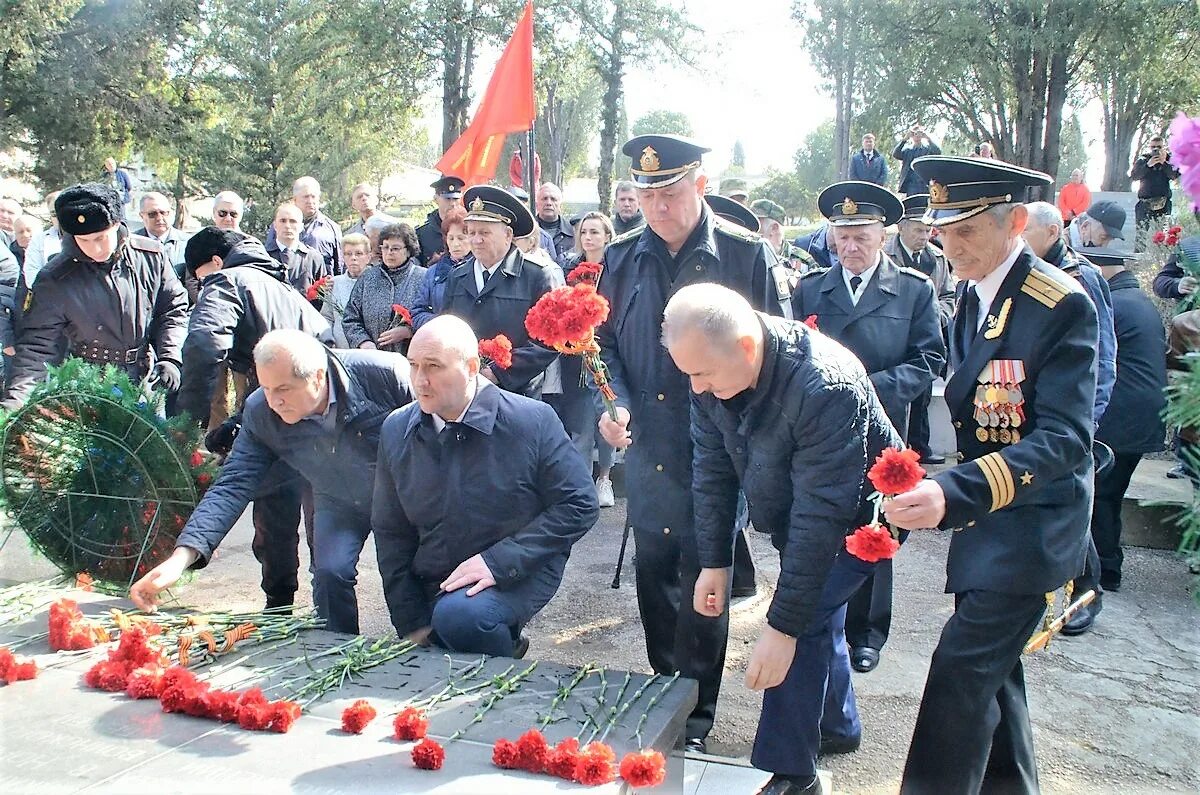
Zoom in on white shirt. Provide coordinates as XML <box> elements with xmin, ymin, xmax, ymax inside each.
<box><xmin>474</xmin><ymin>260</ymin><xmax>502</xmax><ymax>292</ymax></box>
<box><xmin>970</xmin><ymin>239</ymin><xmax>1023</xmax><ymax>331</ymax></box>
<box><xmin>842</xmin><ymin>261</ymin><xmax>879</xmax><ymax>305</ymax></box>
<box><xmin>430</xmin><ymin>379</ymin><xmax>488</xmax><ymax>432</ymax></box>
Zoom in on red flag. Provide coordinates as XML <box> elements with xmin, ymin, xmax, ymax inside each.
<box><xmin>435</xmin><ymin>1</ymin><xmax>535</xmax><ymax>186</ymax></box>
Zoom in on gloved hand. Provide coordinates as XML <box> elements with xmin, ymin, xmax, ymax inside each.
<box><xmin>204</xmin><ymin>417</ymin><xmax>241</xmax><ymax>456</ymax></box>
<box><xmin>152</xmin><ymin>361</ymin><xmax>182</xmax><ymax>392</ymax></box>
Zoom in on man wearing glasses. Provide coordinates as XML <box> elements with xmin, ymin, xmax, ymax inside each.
<box><xmin>135</xmin><ymin>192</ymin><xmax>191</xmax><ymax>279</ymax></box>
<box><xmin>212</xmin><ymin>192</ymin><xmax>244</xmax><ymax>231</ymax></box>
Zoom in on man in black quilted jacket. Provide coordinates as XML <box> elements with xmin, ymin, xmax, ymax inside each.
<box><xmin>666</xmin><ymin>283</ymin><xmax>902</xmax><ymax>795</ymax></box>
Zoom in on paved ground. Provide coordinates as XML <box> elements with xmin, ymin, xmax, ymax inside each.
<box><xmin>2</xmin><ymin>473</ymin><xmax>1197</xmax><ymax>794</ymax></box>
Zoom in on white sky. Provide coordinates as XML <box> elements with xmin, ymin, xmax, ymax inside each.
<box><xmin>427</xmin><ymin>0</ymin><xmax>1109</xmax><ymax>188</ymax></box>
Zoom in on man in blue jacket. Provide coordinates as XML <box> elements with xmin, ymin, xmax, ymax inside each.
<box><xmin>670</xmin><ymin>283</ymin><xmax>902</xmax><ymax>795</ymax></box>
<box><xmin>848</xmin><ymin>134</ymin><xmax>888</xmax><ymax>186</ymax></box>
<box><xmin>373</xmin><ymin>316</ymin><xmax>597</xmax><ymax>657</ymax></box>
<box><xmin>129</xmin><ymin>330</ymin><xmax>413</xmax><ymax>633</ymax></box>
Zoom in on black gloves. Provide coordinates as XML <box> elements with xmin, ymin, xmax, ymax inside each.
<box><xmin>152</xmin><ymin>361</ymin><xmax>182</xmax><ymax>392</ymax></box>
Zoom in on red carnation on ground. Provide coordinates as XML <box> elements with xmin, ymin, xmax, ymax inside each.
<box><xmin>84</xmin><ymin>659</ymin><xmax>135</xmax><ymax>692</ymax></box>
<box><xmin>236</xmin><ymin>702</ymin><xmax>272</xmax><ymax>731</ymax></box>
<box><xmin>573</xmin><ymin>741</ymin><xmax>617</xmax><ymax>786</ymax></box>
<box><xmin>619</xmin><ymin>748</ymin><xmax>668</xmax><ymax>788</ymax></box>
<box><xmin>546</xmin><ymin>737</ymin><xmax>581</xmax><ymax>779</ymax></box>
<box><xmin>75</xmin><ymin>572</ymin><xmax>95</xmax><ymax>591</ymax></box>
<box><xmin>567</xmin><ymin>261</ymin><xmax>603</xmax><ymax>285</ymax></box>
<box><xmin>804</xmin><ymin>314</ymin><xmax>819</xmax><ymax>330</ymax></box>
<box><xmin>393</xmin><ymin>706</ymin><xmax>428</xmax><ymax>740</ymax></box>
<box><xmin>341</xmin><ymin>699</ymin><xmax>377</xmax><ymax>734</ymax></box>
<box><xmin>237</xmin><ymin>686</ymin><xmax>267</xmax><ymax>707</ymax></box>
<box><xmin>203</xmin><ymin>690</ymin><xmax>243</xmax><ymax>723</ymax></box>
<box><xmin>0</xmin><ymin>646</ymin><xmax>38</xmax><ymax>683</ymax></box>
<box><xmin>412</xmin><ymin>738</ymin><xmax>445</xmax><ymax>770</ymax></box>
<box><xmin>492</xmin><ymin>737</ymin><xmax>520</xmax><ymax>769</ymax></box>
<box><xmin>125</xmin><ymin>665</ymin><xmax>167</xmax><ymax>699</ymax></box>
<box><xmin>515</xmin><ymin>728</ymin><xmax>550</xmax><ymax>773</ymax></box>
<box><xmin>846</xmin><ymin>524</ymin><xmax>901</xmax><ymax>563</ymax></box>
<box><xmin>392</xmin><ymin>304</ymin><xmax>413</xmax><ymax>327</ymax></box>
<box><xmin>48</xmin><ymin>599</ymin><xmax>98</xmax><ymax>651</ymax></box>
<box><xmin>868</xmin><ymin>447</ymin><xmax>926</xmax><ymax>495</ymax></box>
<box><xmin>478</xmin><ymin>334</ymin><xmax>514</xmax><ymax>370</ymax></box>
<box><xmin>267</xmin><ymin>700</ymin><xmax>301</xmax><ymax>733</ymax></box>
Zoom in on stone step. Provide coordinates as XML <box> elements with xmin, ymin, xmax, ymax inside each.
<box><xmin>683</xmin><ymin>752</ymin><xmax>832</xmax><ymax>795</ymax></box>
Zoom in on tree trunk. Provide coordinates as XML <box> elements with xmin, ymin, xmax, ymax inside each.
<box><xmin>832</xmin><ymin>9</ymin><xmax>850</xmax><ymax>180</ymax></box>
<box><xmin>596</xmin><ymin>1</ymin><xmax>626</xmax><ymax>215</ymax></box>
<box><xmin>1039</xmin><ymin>49</ymin><xmax>1069</xmax><ymax>198</ymax></box>
<box><xmin>440</xmin><ymin>0</ymin><xmax>475</xmax><ymax>152</ymax></box>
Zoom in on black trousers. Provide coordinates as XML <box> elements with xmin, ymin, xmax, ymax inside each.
<box><xmin>907</xmin><ymin>384</ymin><xmax>933</xmax><ymax>457</ymax></box>
<box><xmin>1079</xmin><ymin>452</ymin><xmax>1142</xmax><ymax>588</ymax></box>
<box><xmin>633</xmin><ymin>527</ymin><xmax>730</xmax><ymax>741</ymax></box>
<box><xmin>732</xmin><ymin>493</ymin><xmax>756</xmax><ymax>590</ymax></box>
<box><xmin>1134</xmin><ymin>199</ymin><xmax>1171</xmax><ymax>252</ymax></box>
<box><xmin>902</xmin><ymin>590</ymin><xmax>1047</xmax><ymax>795</ymax></box>
<box><xmin>845</xmin><ymin>560</ymin><xmax>893</xmax><ymax>650</ymax></box>
<box><xmin>251</xmin><ymin>462</ymin><xmax>315</xmax><ymax>608</ymax></box>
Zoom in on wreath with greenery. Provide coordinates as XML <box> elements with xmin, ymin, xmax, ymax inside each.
<box><xmin>0</xmin><ymin>360</ymin><xmax>217</xmax><ymax>589</ymax></box>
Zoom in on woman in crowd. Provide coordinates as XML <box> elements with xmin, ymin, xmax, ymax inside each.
<box><xmin>558</xmin><ymin>211</ymin><xmax>618</xmax><ymax>507</ymax></box>
<box><xmin>342</xmin><ymin>223</ymin><xmax>427</xmax><ymax>354</ymax></box>
<box><xmin>363</xmin><ymin>214</ymin><xmax>397</xmax><ymax>265</ymax></box>
<box><xmin>412</xmin><ymin>205</ymin><xmax>470</xmax><ymax>329</ymax></box>
<box><xmin>322</xmin><ymin>232</ymin><xmax>370</xmax><ymax>347</ymax></box>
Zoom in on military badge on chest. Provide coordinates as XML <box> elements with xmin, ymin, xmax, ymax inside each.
<box><xmin>973</xmin><ymin>360</ymin><xmax>1026</xmax><ymax>444</ymax></box>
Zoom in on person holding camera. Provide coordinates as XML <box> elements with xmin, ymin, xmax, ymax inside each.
<box><xmin>1129</xmin><ymin>134</ymin><xmax>1180</xmax><ymax>240</ymax></box>
<box><xmin>892</xmin><ymin>123</ymin><xmax>942</xmax><ymax>196</ymax></box>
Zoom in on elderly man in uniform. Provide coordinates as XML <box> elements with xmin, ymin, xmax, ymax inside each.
<box><xmin>440</xmin><ymin>186</ymin><xmax>558</xmax><ymax>397</ymax></box>
<box><xmin>883</xmin><ymin>157</ymin><xmax>1097</xmax><ymax>794</ymax></box>
<box><xmin>673</xmin><ymin>283</ymin><xmax>902</xmax><ymax>795</ymax></box>
<box><xmin>374</xmin><ymin>316</ymin><xmax>598</xmax><ymax>656</ymax></box>
<box><xmin>792</xmin><ymin>182</ymin><xmax>944</xmax><ymax>676</ymax></box>
<box><xmin>416</xmin><ymin>175</ymin><xmax>465</xmax><ymax>265</ymax></box>
<box><xmin>130</xmin><ymin>330</ymin><xmax>413</xmax><ymax>632</ymax></box>
<box><xmin>3</xmin><ymin>183</ymin><xmax>187</xmax><ymax>410</ymax></box>
<box><xmin>597</xmin><ymin>133</ymin><xmax>792</xmax><ymax>753</ymax></box>
<box><xmin>884</xmin><ymin>193</ymin><xmax>957</xmax><ymax>464</ymax></box>
<box><xmin>267</xmin><ymin>177</ymin><xmax>342</xmax><ymax>276</ymax></box>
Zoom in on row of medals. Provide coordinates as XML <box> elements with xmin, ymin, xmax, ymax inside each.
<box><xmin>974</xmin><ymin>381</ymin><xmax>1025</xmax><ymax>444</ymax></box>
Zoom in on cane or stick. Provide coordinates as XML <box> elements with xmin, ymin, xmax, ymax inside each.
<box><xmin>611</xmin><ymin>518</ymin><xmax>632</xmax><ymax>589</ymax></box>
<box><xmin>1024</xmin><ymin>589</ymin><xmax>1096</xmax><ymax>654</ymax></box>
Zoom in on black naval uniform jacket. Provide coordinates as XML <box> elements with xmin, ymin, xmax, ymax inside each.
<box><xmin>440</xmin><ymin>246</ymin><xmax>558</xmax><ymax>395</ymax></box>
<box><xmin>691</xmin><ymin>314</ymin><xmax>902</xmax><ymax>636</ymax></box>
<box><xmin>6</xmin><ymin>227</ymin><xmax>188</xmax><ymax>406</ymax></box>
<box><xmin>176</xmin><ymin>239</ymin><xmax>332</xmax><ymax>423</ymax></box>
<box><xmin>415</xmin><ymin>208</ymin><xmax>444</xmax><ymax>266</ymax></box>
<box><xmin>791</xmin><ymin>256</ymin><xmax>945</xmax><ymax>438</ymax></box>
<box><xmin>935</xmin><ymin>245</ymin><xmax>1096</xmax><ymax>595</ymax></box>
<box><xmin>597</xmin><ymin>205</ymin><xmax>783</xmax><ymax>539</ymax></box>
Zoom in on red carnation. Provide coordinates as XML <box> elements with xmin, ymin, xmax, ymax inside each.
<box><xmin>163</xmin><ymin>665</ymin><xmax>199</xmax><ymax>691</ymax></box>
<box><xmin>198</xmin><ymin>473</ymin><xmax>212</xmax><ymax>487</ymax></box>
<box><xmin>804</xmin><ymin>314</ymin><xmax>819</xmax><ymax>330</ymax></box>
<box><xmin>393</xmin><ymin>706</ymin><xmax>428</xmax><ymax>740</ymax></box>
<box><xmin>567</xmin><ymin>261</ymin><xmax>603</xmax><ymax>285</ymax></box>
<box><xmin>48</xmin><ymin>599</ymin><xmax>97</xmax><ymax>651</ymax></box>
<box><xmin>84</xmin><ymin>659</ymin><xmax>135</xmax><ymax>692</ymax></box>
<box><xmin>573</xmin><ymin>741</ymin><xmax>617</xmax><ymax>786</ymax></box>
<box><xmin>492</xmin><ymin>737</ymin><xmax>520</xmax><ymax>769</ymax></box>
<box><xmin>0</xmin><ymin>647</ymin><xmax>13</xmax><ymax>677</ymax></box>
<box><xmin>392</xmin><ymin>304</ymin><xmax>413</xmax><ymax>327</ymax></box>
<box><xmin>867</xmin><ymin>447</ymin><xmax>926</xmax><ymax>496</ymax></box>
<box><xmin>412</xmin><ymin>738</ymin><xmax>446</xmax><ymax>771</ymax></box>
<box><xmin>126</xmin><ymin>665</ymin><xmax>167</xmax><ymax>699</ymax></box>
<box><xmin>1153</xmin><ymin>230</ymin><xmax>1167</xmax><ymax>245</ymax></box>
<box><xmin>846</xmin><ymin>523</ymin><xmax>900</xmax><ymax>563</ymax></box>
<box><xmin>546</xmin><ymin>737</ymin><xmax>581</xmax><ymax>779</ymax></box>
<box><xmin>515</xmin><ymin>728</ymin><xmax>550</xmax><ymax>773</ymax></box>
<box><xmin>6</xmin><ymin>660</ymin><xmax>38</xmax><ymax>681</ymax></box>
<box><xmin>205</xmin><ymin>690</ymin><xmax>243</xmax><ymax>723</ymax></box>
<box><xmin>524</xmin><ymin>284</ymin><xmax>611</xmax><ymax>349</ymax></box>
<box><xmin>237</xmin><ymin>702</ymin><xmax>272</xmax><ymax>731</ymax></box>
<box><xmin>341</xmin><ymin>699</ymin><xmax>377</xmax><ymax>734</ymax></box>
<box><xmin>478</xmin><ymin>335</ymin><xmax>514</xmax><ymax>370</ymax></box>
<box><xmin>306</xmin><ymin>283</ymin><xmax>320</xmax><ymax>301</ymax></box>
<box><xmin>1171</xmin><ymin>225</ymin><xmax>1183</xmax><ymax>234</ymax></box>
<box><xmin>238</xmin><ymin>686</ymin><xmax>268</xmax><ymax>707</ymax></box>
<box><xmin>267</xmin><ymin>700</ymin><xmax>301</xmax><ymax>733</ymax></box>
<box><xmin>190</xmin><ymin>450</ymin><xmax>204</xmax><ymax>467</ymax></box>
<box><xmin>619</xmin><ymin>748</ymin><xmax>667</xmax><ymax>788</ymax></box>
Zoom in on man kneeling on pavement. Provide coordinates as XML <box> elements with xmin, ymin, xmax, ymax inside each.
<box><xmin>373</xmin><ymin>316</ymin><xmax>599</xmax><ymax>657</ymax></box>
<box><xmin>669</xmin><ymin>283</ymin><xmax>902</xmax><ymax>795</ymax></box>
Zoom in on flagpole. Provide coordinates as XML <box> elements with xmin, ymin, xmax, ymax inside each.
<box><xmin>525</xmin><ymin>129</ymin><xmax>536</xmax><ymax>216</ymax></box>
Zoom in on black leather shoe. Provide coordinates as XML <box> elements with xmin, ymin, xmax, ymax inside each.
<box><xmin>731</xmin><ymin>584</ymin><xmax>758</xmax><ymax>598</ymax></box>
<box><xmin>512</xmin><ymin>635</ymin><xmax>530</xmax><ymax>659</ymax></box>
<box><xmin>818</xmin><ymin>733</ymin><xmax>861</xmax><ymax>755</ymax></box>
<box><xmin>756</xmin><ymin>774</ymin><xmax>823</xmax><ymax>795</ymax></box>
<box><xmin>1061</xmin><ymin>595</ymin><xmax>1102</xmax><ymax>636</ymax></box>
<box><xmin>684</xmin><ymin>737</ymin><xmax>707</xmax><ymax>755</ymax></box>
<box><xmin>919</xmin><ymin>453</ymin><xmax>946</xmax><ymax>464</ymax></box>
<box><xmin>1099</xmin><ymin>572</ymin><xmax>1121</xmax><ymax>592</ymax></box>
<box><xmin>850</xmin><ymin>646</ymin><xmax>880</xmax><ymax>672</ymax></box>
<box><xmin>264</xmin><ymin>597</ymin><xmax>294</xmax><ymax>613</ymax></box>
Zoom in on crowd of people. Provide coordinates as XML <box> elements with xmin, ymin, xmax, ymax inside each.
<box><xmin>0</xmin><ymin>122</ymin><xmax>1191</xmax><ymax>795</ymax></box>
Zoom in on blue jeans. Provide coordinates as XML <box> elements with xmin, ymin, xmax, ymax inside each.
<box><xmin>752</xmin><ymin>551</ymin><xmax>876</xmax><ymax>777</ymax></box>
<box><xmin>430</xmin><ymin>554</ymin><xmax>568</xmax><ymax>656</ymax></box>
<box><xmin>310</xmin><ymin>495</ymin><xmax>372</xmax><ymax>634</ymax></box>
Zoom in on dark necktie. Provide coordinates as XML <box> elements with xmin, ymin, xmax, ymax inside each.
<box><xmin>482</xmin><ymin>269</ymin><xmax>491</xmax><ymax>285</ymax></box>
<box><xmin>849</xmin><ymin>275</ymin><xmax>862</xmax><ymax>294</ymax></box>
<box><xmin>957</xmin><ymin>286</ymin><xmax>980</xmax><ymax>361</ymax></box>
